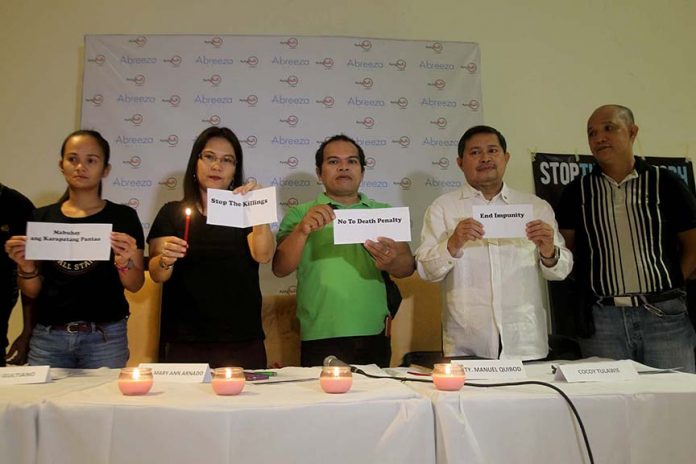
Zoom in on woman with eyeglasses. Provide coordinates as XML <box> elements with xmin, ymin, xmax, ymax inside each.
<box><xmin>4</xmin><ymin>129</ymin><xmax>145</xmax><ymax>368</ymax></box>
<box><xmin>147</xmin><ymin>126</ymin><xmax>274</xmax><ymax>368</ymax></box>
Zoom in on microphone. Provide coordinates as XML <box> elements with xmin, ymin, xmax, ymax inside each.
<box><xmin>323</xmin><ymin>355</ymin><xmax>362</xmax><ymax>374</ymax></box>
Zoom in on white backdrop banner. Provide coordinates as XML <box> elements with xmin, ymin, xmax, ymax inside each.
<box><xmin>81</xmin><ymin>34</ymin><xmax>482</xmax><ymax>294</ymax></box>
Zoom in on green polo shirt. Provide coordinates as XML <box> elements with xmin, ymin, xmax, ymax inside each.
<box><xmin>277</xmin><ymin>192</ymin><xmax>390</xmax><ymax>341</ymax></box>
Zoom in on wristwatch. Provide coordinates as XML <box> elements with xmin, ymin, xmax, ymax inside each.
<box><xmin>539</xmin><ymin>246</ymin><xmax>560</xmax><ymax>263</ymax></box>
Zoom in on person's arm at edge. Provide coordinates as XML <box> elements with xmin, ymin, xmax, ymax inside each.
<box><xmin>248</xmin><ymin>224</ymin><xmax>275</xmax><ymax>264</ymax></box>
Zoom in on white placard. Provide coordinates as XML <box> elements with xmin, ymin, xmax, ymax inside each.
<box><xmin>139</xmin><ymin>363</ymin><xmax>212</xmax><ymax>383</ymax></box>
<box><xmin>554</xmin><ymin>360</ymin><xmax>638</xmax><ymax>383</ymax></box>
<box><xmin>333</xmin><ymin>207</ymin><xmax>411</xmax><ymax>245</ymax></box>
<box><xmin>25</xmin><ymin>222</ymin><xmax>112</xmax><ymax>261</ymax></box>
<box><xmin>0</xmin><ymin>366</ymin><xmax>51</xmax><ymax>385</ymax></box>
<box><xmin>206</xmin><ymin>187</ymin><xmax>277</xmax><ymax>228</ymax></box>
<box><xmin>452</xmin><ymin>359</ymin><xmax>527</xmax><ymax>380</ymax></box>
<box><xmin>472</xmin><ymin>204</ymin><xmax>533</xmax><ymax>239</ymax></box>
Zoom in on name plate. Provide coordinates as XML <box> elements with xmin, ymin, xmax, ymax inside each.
<box><xmin>26</xmin><ymin>222</ymin><xmax>112</xmax><ymax>261</ymax></box>
<box><xmin>452</xmin><ymin>360</ymin><xmax>527</xmax><ymax>380</ymax></box>
<box><xmin>333</xmin><ymin>207</ymin><xmax>411</xmax><ymax>244</ymax></box>
<box><xmin>554</xmin><ymin>360</ymin><xmax>638</xmax><ymax>383</ymax></box>
<box><xmin>472</xmin><ymin>204</ymin><xmax>532</xmax><ymax>239</ymax></box>
<box><xmin>139</xmin><ymin>363</ymin><xmax>211</xmax><ymax>383</ymax></box>
<box><xmin>0</xmin><ymin>366</ymin><xmax>51</xmax><ymax>385</ymax></box>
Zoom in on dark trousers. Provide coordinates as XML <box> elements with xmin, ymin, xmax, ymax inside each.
<box><xmin>163</xmin><ymin>339</ymin><xmax>267</xmax><ymax>369</ymax></box>
<box><xmin>301</xmin><ymin>333</ymin><xmax>391</xmax><ymax>367</ymax></box>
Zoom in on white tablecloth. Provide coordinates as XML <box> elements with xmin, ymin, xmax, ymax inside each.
<box><xmin>403</xmin><ymin>361</ymin><xmax>696</xmax><ymax>464</ymax></box>
<box><xmin>27</xmin><ymin>366</ymin><xmax>434</xmax><ymax>464</ymax></box>
<box><xmin>0</xmin><ymin>368</ymin><xmax>116</xmax><ymax>464</ymax></box>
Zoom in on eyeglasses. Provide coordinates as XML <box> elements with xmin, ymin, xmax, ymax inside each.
<box><xmin>198</xmin><ymin>152</ymin><xmax>237</xmax><ymax>167</ymax></box>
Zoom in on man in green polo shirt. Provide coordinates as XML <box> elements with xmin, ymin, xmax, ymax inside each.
<box><xmin>273</xmin><ymin>134</ymin><xmax>415</xmax><ymax>367</ymax></box>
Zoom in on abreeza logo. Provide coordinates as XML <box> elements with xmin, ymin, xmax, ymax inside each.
<box><xmin>428</xmin><ymin>79</ymin><xmax>447</xmax><ymax>90</ymax></box>
<box><xmin>241</xmin><ymin>56</ymin><xmax>259</xmax><ymax>67</ymax></box>
<box><xmin>316</xmin><ymin>57</ymin><xmax>334</xmax><ymax>69</ymax></box>
<box><xmin>240</xmin><ymin>95</ymin><xmax>258</xmax><ymax>107</ymax></box>
<box><xmin>88</xmin><ymin>55</ymin><xmax>106</xmax><ymax>66</ymax></box>
<box><xmin>426</xmin><ymin>41</ymin><xmax>443</xmax><ymax>54</ymax></box>
<box><xmin>204</xmin><ymin>36</ymin><xmax>224</xmax><ymax>48</ymax></box>
<box><xmin>128</xmin><ymin>36</ymin><xmax>147</xmax><ymax>47</ymax></box>
<box><xmin>390</xmin><ymin>97</ymin><xmax>408</xmax><ymax>109</ymax></box>
<box><xmin>164</xmin><ymin>55</ymin><xmax>182</xmax><ymax>67</ymax></box>
<box><xmin>85</xmin><ymin>94</ymin><xmax>104</xmax><ymax>106</ymax></box>
<box><xmin>203</xmin><ymin>74</ymin><xmax>222</xmax><ymax>87</ymax></box>
<box><xmin>356</xmin><ymin>117</ymin><xmax>375</xmax><ymax>129</ymax></box>
<box><xmin>280</xmin><ymin>37</ymin><xmax>299</xmax><ymax>49</ymax></box>
<box><xmin>280</xmin><ymin>75</ymin><xmax>299</xmax><ymax>87</ymax></box>
<box><xmin>463</xmin><ymin>99</ymin><xmax>481</xmax><ymax>111</ymax></box>
<box><xmin>316</xmin><ymin>96</ymin><xmax>335</xmax><ymax>108</ymax></box>
<box><xmin>160</xmin><ymin>135</ymin><xmax>179</xmax><ymax>147</ymax></box>
<box><xmin>432</xmin><ymin>157</ymin><xmax>450</xmax><ymax>170</ymax></box>
<box><xmin>126</xmin><ymin>74</ymin><xmax>146</xmax><ymax>86</ymax></box>
<box><xmin>202</xmin><ymin>115</ymin><xmax>221</xmax><ymax>125</ymax></box>
<box><xmin>280</xmin><ymin>156</ymin><xmax>300</xmax><ymax>169</ymax></box>
<box><xmin>280</xmin><ymin>115</ymin><xmax>299</xmax><ymax>127</ymax></box>
<box><xmin>123</xmin><ymin>156</ymin><xmax>142</xmax><ymax>169</ymax></box>
<box><xmin>124</xmin><ymin>114</ymin><xmax>144</xmax><ymax>126</ymax></box>
<box><xmin>159</xmin><ymin>177</ymin><xmax>178</xmax><ymax>190</ymax></box>
<box><xmin>392</xmin><ymin>136</ymin><xmax>411</xmax><ymax>148</ymax></box>
<box><xmin>355</xmin><ymin>77</ymin><xmax>374</xmax><ymax>89</ymax></box>
<box><xmin>162</xmin><ymin>95</ymin><xmax>181</xmax><ymax>107</ymax></box>
<box><xmin>354</xmin><ymin>39</ymin><xmax>372</xmax><ymax>51</ymax></box>
<box><xmin>430</xmin><ymin>117</ymin><xmax>448</xmax><ymax>129</ymax></box>
<box><xmin>389</xmin><ymin>59</ymin><xmax>407</xmax><ymax>71</ymax></box>
<box><xmin>241</xmin><ymin>135</ymin><xmax>258</xmax><ymax>147</ymax></box>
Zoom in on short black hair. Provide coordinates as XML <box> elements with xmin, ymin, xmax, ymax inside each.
<box><xmin>457</xmin><ymin>125</ymin><xmax>507</xmax><ymax>157</ymax></box>
<box><xmin>315</xmin><ymin>134</ymin><xmax>366</xmax><ymax>172</ymax></box>
<box><xmin>183</xmin><ymin>126</ymin><xmax>244</xmax><ymax>205</ymax></box>
<box><xmin>607</xmin><ymin>104</ymin><xmax>635</xmax><ymax>126</ymax></box>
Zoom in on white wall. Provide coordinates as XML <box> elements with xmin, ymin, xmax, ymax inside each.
<box><xmin>3</xmin><ymin>0</ymin><xmax>696</xmax><ymax>341</ymax></box>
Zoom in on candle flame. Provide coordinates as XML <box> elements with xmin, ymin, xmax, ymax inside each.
<box><xmin>225</xmin><ymin>368</ymin><xmax>232</xmax><ymax>379</ymax></box>
<box><xmin>444</xmin><ymin>364</ymin><xmax>452</xmax><ymax>375</ymax></box>
<box><xmin>185</xmin><ymin>208</ymin><xmax>192</xmax><ymax>217</ymax></box>
<box><xmin>133</xmin><ymin>368</ymin><xmax>140</xmax><ymax>380</ymax></box>
<box><xmin>332</xmin><ymin>367</ymin><xmax>341</xmax><ymax>377</ymax></box>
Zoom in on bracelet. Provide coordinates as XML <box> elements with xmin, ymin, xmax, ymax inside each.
<box><xmin>114</xmin><ymin>259</ymin><xmax>133</xmax><ymax>273</ymax></box>
<box><xmin>17</xmin><ymin>267</ymin><xmax>39</xmax><ymax>279</ymax></box>
<box><xmin>159</xmin><ymin>257</ymin><xmax>174</xmax><ymax>271</ymax></box>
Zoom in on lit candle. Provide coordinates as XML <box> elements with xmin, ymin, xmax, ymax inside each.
<box><xmin>183</xmin><ymin>208</ymin><xmax>192</xmax><ymax>242</ymax></box>
<box><xmin>320</xmin><ymin>365</ymin><xmax>353</xmax><ymax>394</ymax></box>
<box><xmin>431</xmin><ymin>363</ymin><xmax>466</xmax><ymax>391</ymax></box>
<box><xmin>211</xmin><ymin>367</ymin><xmax>245</xmax><ymax>396</ymax></box>
<box><xmin>118</xmin><ymin>367</ymin><xmax>154</xmax><ymax>396</ymax></box>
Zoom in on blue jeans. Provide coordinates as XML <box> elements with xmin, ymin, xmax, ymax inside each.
<box><xmin>28</xmin><ymin>319</ymin><xmax>129</xmax><ymax>368</ymax></box>
<box><xmin>579</xmin><ymin>293</ymin><xmax>696</xmax><ymax>373</ymax></box>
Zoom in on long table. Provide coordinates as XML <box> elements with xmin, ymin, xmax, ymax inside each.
<box><xmin>3</xmin><ymin>362</ymin><xmax>696</xmax><ymax>464</ymax></box>
<box><xmin>404</xmin><ymin>362</ymin><xmax>696</xmax><ymax>464</ymax></box>
<box><xmin>2</xmin><ymin>366</ymin><xmax>435</xmax><ymax>464</ymax></box>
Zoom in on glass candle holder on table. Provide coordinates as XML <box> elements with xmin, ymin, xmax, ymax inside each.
<box><xmin>320</xmin><ymin>365</ymin><xmax>353</xmax><ymax>394</ymax></box>
<box><xmin>211</xmin><ymin>367</ymin><xmax>245</xmax><ymax>395</ymax></box>
<box><xmin>432</xmin><ymin>363</ymin><xmax>466</xmax><ymax>391</ymax></box>
<box><xmin>118</xmin><ymin>367</ymin><xmax>154</xmax><ymax>395</ymax></box>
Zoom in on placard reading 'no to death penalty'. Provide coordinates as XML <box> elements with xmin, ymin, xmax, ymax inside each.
<box><xmin>333</xmin><ymin>207</ymin><xmax>411</xmax><ymax>244</ymax></box>
<box><xmin>25</xmin><ymin>222</ymin><xmax>112</xmax><ymax>261</ymax></box>
<box><xmin>206</xmin><ymin>187</ymin><xmax>278</xmax><ymax>228</ymax></box>
<box><xmin>472</xmin><ymin>204</ymin><xmax>533</xmax><ymax>239</ymax></box>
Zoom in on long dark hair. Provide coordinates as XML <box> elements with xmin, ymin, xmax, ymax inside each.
<box><xmin>182</xmin><ymin>126</ymin><xmax>244</xmax><ymax>206</ymax></box>
<box><xmin>58</xmin><ymin>129</ymin><xmax>111</xmax><ymax>202</ymax></box>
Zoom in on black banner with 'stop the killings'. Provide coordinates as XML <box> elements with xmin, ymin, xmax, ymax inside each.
<box><xmin>532</xmin><ymin>153</ymin><xmax>696</xmax><ymax>337</ymax></box>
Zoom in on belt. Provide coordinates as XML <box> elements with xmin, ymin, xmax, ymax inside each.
<box><xmin>597</xmin><ymin>289</ymin><xmax>683</xmax><ymax>307</ymax></box>
<box><xmin>50</xmin><ymin>322</ymin><xmax>99</xmax><ymax>333</ymax></box>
